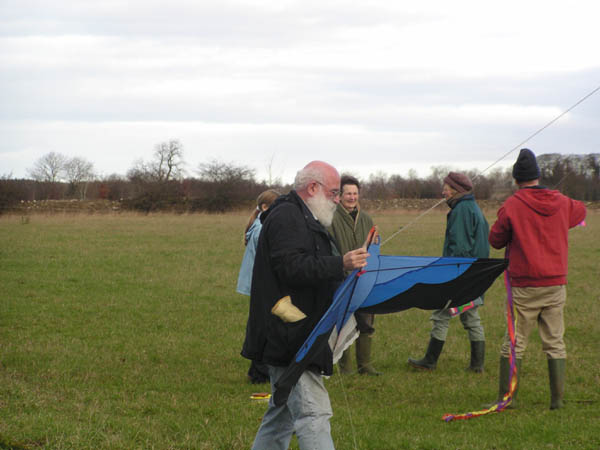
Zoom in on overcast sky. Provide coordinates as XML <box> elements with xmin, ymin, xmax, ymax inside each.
<box><xmin>2</xmin><ymin>0</ymin><xmax>599</xmax><ymax>184</ymax></box>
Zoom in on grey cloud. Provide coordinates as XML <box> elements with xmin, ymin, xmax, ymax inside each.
<box><xmin>1</xmin><ymin>1</ymin><xmax>599</xmax><ymax>179</ymax></box>
<box><xmin>0</xmin><ymin>1</ymin><xmax>429</xmax><ymax>46</ymax></box>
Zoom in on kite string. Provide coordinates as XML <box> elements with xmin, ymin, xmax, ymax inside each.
<box><xmin>332</xmin><ymin>272</ymin><xmax>362</xmax><ymax>450</ymax></box>
<box><xmin>380</xmin><ymin>198</ymin><xmax>446</xmax><ymax>247</ymax></box>
<box><xmin>473</xmin><ymin>84</ymin><xmax>600</xmax><ymax>182</ymax></box>
<box><xmin>335</xmin><ymin>365</ymin><xmax>359</xmax><ymax>450</ymax></box>
<box><xmin>381</xmin><ymin>83</ymin><xmax>600</xmax><ymax>247</ymax></box>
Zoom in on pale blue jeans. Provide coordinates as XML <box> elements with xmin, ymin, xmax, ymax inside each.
<box><xmin>251</xmin><ymin>365</ymin><xmax>335</xmax><ymax>450</ymax></box>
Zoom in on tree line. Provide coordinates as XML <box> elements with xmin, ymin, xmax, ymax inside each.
<box><xmin>1</xmin><ymin>139</ymin><xmax>599</xmax><ymax>214</ymax></box>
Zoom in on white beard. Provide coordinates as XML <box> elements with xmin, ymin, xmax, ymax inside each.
<box><xmin>306</xmin><ymin>190</ymin><xmax>337</xmax><ymax>227</ymax></box>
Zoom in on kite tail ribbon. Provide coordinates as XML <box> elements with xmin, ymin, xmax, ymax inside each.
<box><xmin>442</xmin><ymin>248</ymin><xmax>517</xmax><ymax>422</ymax></box>
<box><xmin>449</xmin><ymin>301</ymin><xmax>475</xmax><ymax>317</ymax></box>
<box><xmin>448</xmin><ymin>296</ymin><xmax>483</xmax><ymax>317</ymax></box>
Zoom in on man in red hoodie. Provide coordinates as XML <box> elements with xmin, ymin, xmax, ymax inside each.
<box><xmin>488</xmin><ymin>148</ymin><xmax>586</xmax><ymax>410</ymax></box>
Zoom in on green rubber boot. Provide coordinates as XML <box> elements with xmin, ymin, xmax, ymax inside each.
<box><xmin>483</xmin><ymin>356</ymin><xmax>521</xmax><ymax>409</ymax></box>
<box><xmin>548</xmin><ymin>358</ymin><xmax>565</xmax><ymax>410</ymax></box>
<box><xmin>356</xmin><ymin>334</ymin><xmax>381</xmax><ymax>376</ymax></box>
<box><xmin>407</xmin><ymin>337</ymin><xmax>445</xmax><ymax>370</ymax></box>
<box><xmin>338</xmin><ymin>347</ymin><xmax>353</xmax><ymax>374</ymax></box>
<box><xmin>498</xmin><ymin>356</ymin><xmax>521</xmax><ymax>408</ymax></box>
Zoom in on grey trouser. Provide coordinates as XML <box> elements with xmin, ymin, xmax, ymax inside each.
<box><xmin>251</xmin><ymin>366</ymin><xmax>335</xmax><ymax>450</ymax></box>
<box><xmin>430</xmin><ymin>303</ymin><xmax>484</xmax><ymax>342</ymax></box>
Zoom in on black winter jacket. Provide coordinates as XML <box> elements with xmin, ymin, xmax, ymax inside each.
<box><xmin>241</xmin><ymin>190</ymin><xmax>344</xmax><ymax>374</ymax></box>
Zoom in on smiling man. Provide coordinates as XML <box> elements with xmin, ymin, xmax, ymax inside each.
<box><xmin>329</xmin><ymin>174</ymin><xmax>381</xmax><ymax>376</ymax></box>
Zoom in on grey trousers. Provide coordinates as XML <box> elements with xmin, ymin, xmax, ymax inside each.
<box><xmin>251</xmin><ymin>366</ymin><xmax>335</xmax><ymax>450</ymax></box>
<box><xmin>430</xmin><ymin>303</ymin><xmax>485</xmax><ymax>342</ymax></box>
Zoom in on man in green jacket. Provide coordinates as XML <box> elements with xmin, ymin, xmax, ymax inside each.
<box><xmin>408</xmin><ymin>172</ymin><xmax>489</xmax><ymax>372</ymax></box>
<box><xmin>329</xmin><ymin>175</ymin><xmax>381</xmax><ymax>376</ymax></box>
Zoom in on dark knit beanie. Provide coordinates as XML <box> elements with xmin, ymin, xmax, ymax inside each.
<box><xmin>443</xmin><ymin>172</ymin><xmax>473</xmax><ymax>193</ymax></box>
<box><xmin>512</xmin><ymin>148</ymin><xmax>540</xmax><ymax>182</ymax></box>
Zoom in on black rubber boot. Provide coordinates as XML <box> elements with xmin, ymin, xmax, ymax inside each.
<box><xmin>548</xmin><ymin>358</ymin><xmax>565</xmax><ymax>410</ymax></box>
<box><xmin>466</xmin><ymin>341</ymin><xmax>485</xmax><ymax>373</ymax></box>
<box><xmin>407</xmin><ymin>337</ymin><xmax>445</xmax><ymax>370</ymax></box>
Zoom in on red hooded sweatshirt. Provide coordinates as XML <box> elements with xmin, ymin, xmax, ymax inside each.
<box><xmin>489</xmin><ymin>187</ymin><xmax>586</xmax><ymax>287</ymax></box>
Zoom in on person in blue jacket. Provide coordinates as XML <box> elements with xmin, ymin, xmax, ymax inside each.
<box><xmin>408</xmin><ymin>172</ymin><xmax>489</xmax><ymax>372</ymax></box>
<box><xmin>237</xmin><ymin>189</ymin><xmax>280</xmax><ymax>383</ymax></box>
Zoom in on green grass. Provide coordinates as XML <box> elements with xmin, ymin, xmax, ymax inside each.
<box><xmin>1</xmin><ymin>209</ymin><xmax>598</xmax><ymax>449</ymax></box>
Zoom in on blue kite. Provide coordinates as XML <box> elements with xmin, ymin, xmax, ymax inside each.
<box><xmin>272</xmin><ymin>238</ymin><xmax>508</xmax><ymax>406</ymax></box>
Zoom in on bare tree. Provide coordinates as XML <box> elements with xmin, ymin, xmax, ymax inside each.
<box><xmin>264</xmin><ymin>153</ymin><xmax>283</xmax><ymax>187</ymax></box>
<box><xmin>127</xmin><ymin>140</ymin><xmax>185</xmax><ymax>184</ymax></box>
<box><xmin>197</xmin><ymin>159</ymin><xmax>255</xmax><ymax>183</ymax></box>
<box><xmin>123</xmin><ymin>140</ymin><xmax>186</xmax><ymax>212</ymax></box>
<box><xmin>152</xmin><ymin>139</ymin><xmax>185</xmax><ymax>182</ymax></box>
<box><xmin>197</xmin><ymin>159</ymin><xmax>257</xmax><ymax>211</ymax></box>
<box><xmin>428</xmin><ymin>165</ymin><xmax>454</xmax><ymax>185</ymax></box>
<box><xmin>64</xmin><ymin>157</ymin><xmax>95</xmax><ymax>200</ymax></box>
<box><xmin>364</xmin><ymin>171</ymin><xmax>390</xmax><ymax>200</ymax></box>
<box><xmin>99</xmin><ymin>173</ymin><xmax>131</xmax><ymax>200</ymax></box>
<box><xmin>28</xmin><ymin>152</ymin><xmax>67</xmax><ymax>182</ymax></box>
<box><xmin>127</xmin><ymin>159</ymin><xmax>154</xmax><ymax>184</ymax></box>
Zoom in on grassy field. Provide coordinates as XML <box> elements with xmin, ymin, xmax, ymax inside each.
<box><xmin>1</xmin><ymin>208</ymin><xmax>598</xmax><ymax>449</ymax></box>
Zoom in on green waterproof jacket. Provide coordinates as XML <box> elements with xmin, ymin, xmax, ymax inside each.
<box><xmin>443</xmin><ymin>193</ymin><xmax>489</xmax><ymax>258</ymax></box>
<box><xmin>329</xmin><ymin>203</ymin><xmax>374</xmax><ymax>257</ymax></box>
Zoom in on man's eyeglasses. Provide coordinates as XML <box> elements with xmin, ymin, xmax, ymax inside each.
<box><xmin>314</xmin><ymin>181</ymin><xmax>341</xmax><ymax>198</ymax></box>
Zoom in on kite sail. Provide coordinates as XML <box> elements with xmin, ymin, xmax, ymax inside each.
<box><xmin>272</xmin><ymin>239</ymin><xmax>508</xmax><ymax>406</ymax></box>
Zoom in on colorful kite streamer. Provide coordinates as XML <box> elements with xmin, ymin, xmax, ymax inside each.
<box><xmin>442</xmin><ymin>254</ymin><xmax>518</xmax><ymax>422</ymax></box>
<box><xmin>448</xmin><ymin>297</ymin><xmax>482</xmax><ymax>317</ymax></box>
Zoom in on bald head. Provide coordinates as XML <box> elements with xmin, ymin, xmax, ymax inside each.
<box><xmin>294</xmin><ymin>161</ymin><xmax>340</xmax><ymax>197</ymax></box>
<box><xmin>294</xmin><ymin>161</ymin><xmax>341</xmax><ymax>226</ymax></box>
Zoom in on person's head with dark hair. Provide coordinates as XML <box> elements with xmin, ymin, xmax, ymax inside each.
<box><xmin>340</xmin><ymin>174</ymin><xmax>360</xmax><ymax>192</ymax></box>
<box><xmin>339</xmin><ymin>174</ymin><xmax>361</xmax><ymax>212</ymax></box>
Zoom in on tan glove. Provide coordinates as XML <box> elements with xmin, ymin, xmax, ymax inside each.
<box><xmin>271</xmin><ymin>296</ymin><xmax>307</xmax><ymax>323</ymax></box>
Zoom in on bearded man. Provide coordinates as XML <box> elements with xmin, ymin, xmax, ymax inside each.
<box><xmin>242</xmin><ymin>160</ymin><xmax>369</xmax><ymax>450</ymax></box>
